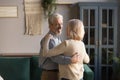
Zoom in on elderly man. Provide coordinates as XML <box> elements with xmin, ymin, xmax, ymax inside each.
<box><xmin>39</xmin><ymin>13</ymin><xmax>80</xmax><ymax>80</ymax></box>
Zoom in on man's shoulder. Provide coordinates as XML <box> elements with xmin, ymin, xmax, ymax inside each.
<box><xmin>40</xmin><ymin>35</ymin><xmax>47</xmax><ymax>42</ymax></box>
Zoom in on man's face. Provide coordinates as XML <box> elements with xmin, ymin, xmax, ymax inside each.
<box><xmin>51</xmin><ymin>18</ymin><xmax>63</xmax><ymax>35</ymax></box>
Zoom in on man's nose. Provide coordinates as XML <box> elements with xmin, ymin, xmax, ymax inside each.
<box><xmin>60</xmin><ymin>24</ymin><xmax>63</xmax><ymax>28</ymax></box>
<box><xmin>58</xmin><ymin>26</ymin><xmax>62</xmax><ymax>29</ymax></box>
<box><xmin>58</xmin><ymin>25</ymin><xmax>62</xmax><ymax>29</ymax></box>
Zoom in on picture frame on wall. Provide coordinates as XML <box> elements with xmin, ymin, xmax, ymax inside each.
<box><xmin>0</xmin><ymin>6</ymin><xmax>18</xmax><ymax>18</ymax></box>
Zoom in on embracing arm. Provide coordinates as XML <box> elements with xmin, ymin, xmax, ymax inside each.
<box><xmin>39</xmin><ymin>39</ymin><xmax>71</xmax><ymax>65</ymax></box>
<box><xmin>42</xmin><ymin>34</ymin><xmax>79</xmax><ymax>64</ymax></box>
<box><xmin>42</xmin><ymin>35</ymin><xmax>66</xmax><ymax>57</ymax></box>
<box><xmin>50</xmin><ymin>55</ymin><xmax>72</xmax><ymax>64</ymax></box>
<box><xmin>50</xmin><ymin>53</ymin><xmax>80</xmax><ymax>64</ymax></box>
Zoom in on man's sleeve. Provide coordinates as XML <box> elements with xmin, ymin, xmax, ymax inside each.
<box><xmin>50</xmin><ymin>55</ymin><xmax>72</xmax><ymax>64</ymax></box>
<box><xmin>39</xmin><ymin>39</ymin><xmax>47</xmax><ymax>67</ymax></box>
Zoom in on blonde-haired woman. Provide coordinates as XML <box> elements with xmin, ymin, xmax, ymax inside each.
<box><xmin>43</xmin><ymin>19</ymin><xmax>90</xmax><ymax>80</ymax></box>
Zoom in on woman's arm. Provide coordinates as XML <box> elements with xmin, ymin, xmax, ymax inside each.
<box><xmin>83</xmin><ymin>52</ymin><xmax>90</xmax><ymax>63</ymax></box>
<box><xmin>42</xmin><ymin>34</ymin><xmax>66</xmax><ymax>57</ymax></box>
<box><xmin>82</xmin><ymin>43</ymin><xmax>90</xmax><ymax>63</ymax></box>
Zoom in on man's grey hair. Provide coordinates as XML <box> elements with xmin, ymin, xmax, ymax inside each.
<box><xmin>48</xmin><ymin>13</ymin><xmax>63</xmax><ymax>25</ymax></box>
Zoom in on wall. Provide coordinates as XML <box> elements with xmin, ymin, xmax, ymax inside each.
<box><xmin>0</xmin><ymin>0</ymin><xmax>43</xmax><ymax>55</ymax></box>
<box><xmin>0</xmin><ymin>0</ymin><xmax>119</xmax><ymax>55</ymax></box>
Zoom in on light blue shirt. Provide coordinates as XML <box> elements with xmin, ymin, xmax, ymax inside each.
<box><xmin>39</xmin><ymin>31</ymin><xmax>71</xmax><ymax>70</ymax></box>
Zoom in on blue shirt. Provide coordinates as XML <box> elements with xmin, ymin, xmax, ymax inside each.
<box><xmin>39</xmin><ymin>31</ymin><xmax>71</xmax><ymax>70</ymax></box>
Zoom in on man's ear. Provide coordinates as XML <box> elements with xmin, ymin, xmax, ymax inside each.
<box><xmin>49</xmin><ymin>25</ymin><xmax>52</xmax><ymax>29</ymax></box>
<box><xmin>49</xmin><ymin>25</ymin><xmax>54</xmax><ymax>31</ymax></box>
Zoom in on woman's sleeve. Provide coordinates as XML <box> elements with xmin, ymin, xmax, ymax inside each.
<box><xmin>83</xmin><ymin>42</ymin><xmax>90</xmax><ymax>63</ymax></box>
<box><xmin>42</xmin><ymin>37</ymin><xmax>67</xmax><ymax>57</ymax></box>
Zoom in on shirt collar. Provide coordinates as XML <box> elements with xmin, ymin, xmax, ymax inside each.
<box><xmin>49</xmin><ymin>31</ymin><xmax>58</xmax><ymax>38</ymax></box>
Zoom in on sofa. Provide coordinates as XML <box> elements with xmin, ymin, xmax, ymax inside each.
<box><xmin>0</xmin><ymin>56</ymin><xmax>94</xmax><ymax>80</ymax></box>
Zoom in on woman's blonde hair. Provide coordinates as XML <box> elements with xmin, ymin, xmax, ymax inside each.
<box><xmin>67</xmin><ymin>19</ymin><xmax>85</xmax><ymax>40</ymax></box>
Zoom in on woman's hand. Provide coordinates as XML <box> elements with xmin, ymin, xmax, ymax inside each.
<box><xmin>45</xmin><ymin>33</ymin><xmax>53</xmax><ymax>40</ymax></box>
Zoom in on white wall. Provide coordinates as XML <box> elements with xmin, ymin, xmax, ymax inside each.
<box><xmin>0</xmin><ymin>0</ymin><xmax>118</xmax><ymax>55</ymax></box>
<box><xmin>0</xmin><ymin>0</ymin><xmax>44</xmax><ymax>54</ymax></box>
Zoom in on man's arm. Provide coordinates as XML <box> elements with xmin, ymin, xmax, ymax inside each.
<box><xmin>50</xmin><ymin>53</ymin><xmax>80</xmax><ymax>65</ymax></box>
<box><xmin>50</xmin><ymin>55</ymin><xmax>71</xmax><ymax>64</ymax></box>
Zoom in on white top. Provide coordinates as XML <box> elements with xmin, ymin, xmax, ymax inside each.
<box><xmin>0</xmin><ymin>75</ymin><xmax>4</xmax><ymax>80</ymax></box>
<box><xmin>43</xmin><ymin>39</ymin><xmax>90</xmax><ymax>80</ymax></box>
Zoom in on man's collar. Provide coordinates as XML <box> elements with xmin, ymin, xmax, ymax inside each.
<box><xmin>49</xmin><ymin>31</ymin><xmax>58</xmax><ymax>37</ymax></box>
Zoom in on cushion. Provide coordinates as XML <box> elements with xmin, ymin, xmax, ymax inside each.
<box><xmin>84</xmin><ymin>64</ymin><xmax>94</xmax><ymax>80</ymax></box>
<box><xmin>30</xmin><ymin>56</ymin><xmax>42</xmax><ymax>80</ymax></box>
<box><xmin>0</xmin><ymin>57</ymin><xmax>30</xmax><ymax>80</ymax></box>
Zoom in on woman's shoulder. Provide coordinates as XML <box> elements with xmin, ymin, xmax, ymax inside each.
<box><xmin>80</xmin><ymin>41</ymin><xmax>86</xmax><ymax>47</ymax></box>
<box><xmin>63</xmin><ymin>39</ymin><xmax>77</xmax><ymax>45</ymax></box>
<box><xmin>64</xmin><ymin>39</ymin><xmax>72</xmax><ymax>43</ymax></box>
<box><xmin>62</xmin><ymin>40</ymin><xmax>71</xmax><ymax>47</ymax></box>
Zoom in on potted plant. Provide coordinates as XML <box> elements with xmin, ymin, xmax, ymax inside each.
<box><xmin>41</xmin><ymin>0</ymin><xmax>56</xmax><ymax>17</ymax></box>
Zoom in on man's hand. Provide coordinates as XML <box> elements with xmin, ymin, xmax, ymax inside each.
<box><xmin>71</xmin><ymin>52</ymin><xmax>80</xmax><ymax>63</ymax></box>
